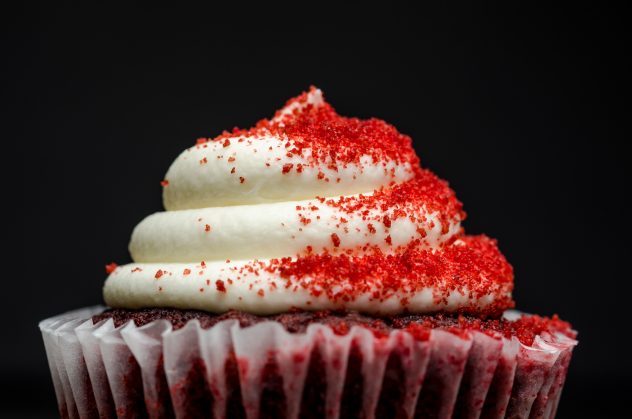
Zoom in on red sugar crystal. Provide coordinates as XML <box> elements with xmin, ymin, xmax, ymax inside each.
<box><xmin>105</xmin><ymin>262</ymin><xmax>118</xmax><ymax>274</ymax></box>
<box><xmin>331</xmin><ymin>233</ymin><xmax>341</xmax><ymax>247</ymax></box>
<box><xmin>216</xmin><ymin>280</ymin><xmax>226</xmax><ymax>293</ymax></box>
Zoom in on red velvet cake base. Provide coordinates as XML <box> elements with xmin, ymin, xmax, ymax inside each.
<box><xmin>41</xmin><ymin>308</ymin><xmax>576</xmax><ymax>419</ymax></box>
<box><xmin>93</xmin><ymin>308</ymin><xmax>572</xmax><ymax>345</ymax></box>
<box><xmin>84</xmin><ymin>309</ymin><xmax>573</xmax><ymax>419</ymax></box>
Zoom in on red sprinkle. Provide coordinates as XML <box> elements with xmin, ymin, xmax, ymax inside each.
<box><xmin>282</xmin><ymin>163</ymin><xmax>294</xmax><ymax>174</ymax></box>
<box><xmin>155</xmin><ymin>270</ymin><xmax>164</xmax><ymax>279</ymax></box>
<box><xmin>205</xmin><ymin>224</ymin><xmax>212</xmax><ymax>232</ymax></box>
<box><xmin>223</xmin><ymin>139</ymin><xmax>231</xmax><ymax>148</ymax></box>
<box><xmin>160</xmin><ymin>180</ymin><xmax>169</xmax><ymax>187</ymax></box>
<box><xmin>331</xmin><ymin>233</ymin><xmax>341</xmax><ymax>247</ymax></box>
<box><xmin>239</xmin><ymin>177</ymin><xmax>245</xmax><ymax>183</ymax></box>
<box><xmin>105</xmin><ymin>263</ymin><xmax>118</xmax><ymax>274</ymax></box>
<box><xmin>216</xmin><ymin>280</ymin><xmax>226</xmax><ymax>293</ymax></box>
<box><xmin>183</xmin><ymin>269</ymin><xmax>191</xmax><ymax>276</ymax></box>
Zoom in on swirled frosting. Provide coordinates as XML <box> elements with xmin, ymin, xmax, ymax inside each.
<box><xmin>104</xmin><ymin>87</ymin><xmax>514</xmax><ymax>316</ymax></box>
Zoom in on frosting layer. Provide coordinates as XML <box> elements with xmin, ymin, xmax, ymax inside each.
<box><xmin>163</xmin><ymin>138</ymin><xmax>415</xmax><ymax>210</ymax></box>
<box><xmin>104</xmin><ymin>87</ymin><xmax>514</xmax><ymax>316</ymax></box>
<box><xmin>106</xmin><ymin>236</ymin><xmax>513</xmax><ymax>316</ymax></box>
<box><xmin>131</xmin><ymin>171</ymin><xmax>463</xmax><ymax>263</ymax></box>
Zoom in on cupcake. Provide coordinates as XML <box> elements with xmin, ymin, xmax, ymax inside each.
<box><xmin>40</xmin><ymin>87</ymin><xmax>577</xmax><ymax>419</ymax></box>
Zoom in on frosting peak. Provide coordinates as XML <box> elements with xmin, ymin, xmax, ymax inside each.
<box><xmin>162</xmin><ymin>87</ymin><xmax>418</xmax><ymax>210</ymax></box>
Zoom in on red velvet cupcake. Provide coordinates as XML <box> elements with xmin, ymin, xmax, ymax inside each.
<box><xmin>40</xmin><ymin>87</ymin><xmax>576</xmax><ymax>418</ymax></box>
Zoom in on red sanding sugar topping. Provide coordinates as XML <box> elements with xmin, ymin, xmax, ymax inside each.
<box><xmin>499</xmin><ymin>314</ymin><xmax>575</xmax><ymax>345</ymax></box>
<box><xmin>215</xmin><ymin>280</ymin><xmax>226</xmax><ymax>293</ymax></box>
<box><xmin>393</xmin><ymin>313</ymin><xmax>575</xmax><ymax>345</ymax></box>
<box><xmin>105</xmin><ymin>262</ymin><xmax>118</xmax><ymax>274</ymax></box>
<box><xmin>321</xmin><ymin>168</ymin><xmax>465</xmax><ymax>231</ymax></box>
<box><xmin>259</xmin><ymin>235</ymin><xmax>514</xmax><ymax>317</ymax></box>
<box><xmin>210</xmin><ymin>86</ymin><xmax>419</xmax><ymax>169</ymax></box>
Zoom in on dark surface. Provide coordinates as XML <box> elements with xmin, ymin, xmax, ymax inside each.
<box><xmin>3</xmin><ymin>3</ymin><xmax>627</xmax><ymax>418</ymax></box>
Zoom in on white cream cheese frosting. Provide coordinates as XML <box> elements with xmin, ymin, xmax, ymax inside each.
<box><xmin>104</xmin><ymin>87</ymin><xmax>513</xmax><ymax>315</ymax></box>
<box><xmin>163</xmin><ymin>136</ymin><xmax>415</xmax><ymax>210</ymax></box>
<box><xmin>130</xmin><ymin>194</ymin><xmax>461</xmax><ymax>263</ymax></box>
<box><xmin>104</xmin><ymin>261</ymin><xmax>498</xmax><ymax>316</ymax></box>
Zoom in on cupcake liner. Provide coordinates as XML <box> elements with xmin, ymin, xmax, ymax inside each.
<box><xmin>479</xmin><ymin>336</ymin><xmax>520</xmax><ymax>419</ymax></box>
<box><xmin>40</xmin><ymin>307</ymin><xmax>576</xmax><ymax>419</ymax></box>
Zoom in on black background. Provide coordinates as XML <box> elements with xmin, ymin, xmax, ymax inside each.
<box><xmin>3</xmin><ymin>3</ymin><xmax>628</xmax><ymax>418</ymax></box>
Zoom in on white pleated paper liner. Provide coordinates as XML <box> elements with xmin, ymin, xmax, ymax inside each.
<box><xmin>40</xmin><ymin>306</ymin><xmax>576</xmax><ymax>419</ymax></box>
